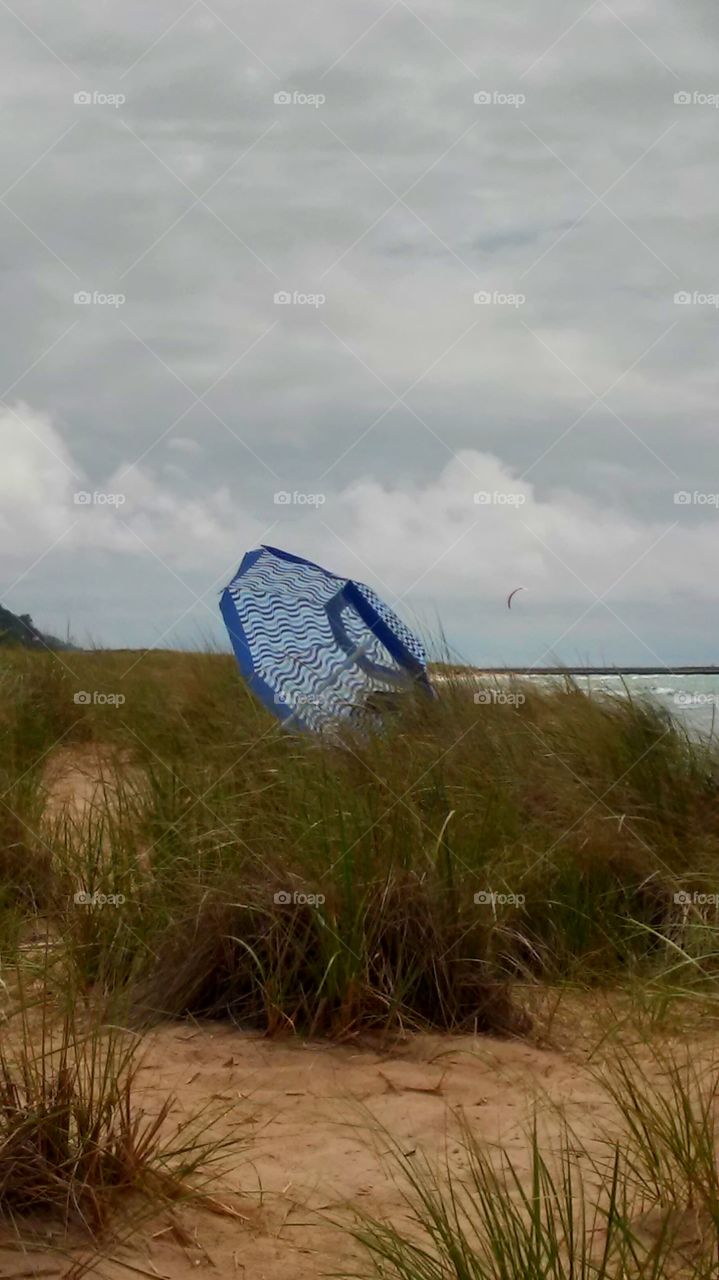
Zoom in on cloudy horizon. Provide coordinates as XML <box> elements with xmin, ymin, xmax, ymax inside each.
<box><xmin>2</xmin><ymin>1</ymin><xmax>717</xmax><ymax>667</ymax></box>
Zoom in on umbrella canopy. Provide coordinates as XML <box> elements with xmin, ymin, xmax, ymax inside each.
<box><xmin>220</xmin><ymin>545</ymin><xmax>432</xmax><ymax>732</ymax></box>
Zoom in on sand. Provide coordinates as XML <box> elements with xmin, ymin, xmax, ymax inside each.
<box><xmin>0</xmin><ymin>1016</ymin><xmax>619</xmax><ymax>1279</ymax></box>
<box><xmin>0</xmin><ymin>746</ymin><xmax>710</xmax><ymax>1277</ymax></box>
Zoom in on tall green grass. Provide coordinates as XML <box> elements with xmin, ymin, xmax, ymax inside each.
<box><xmin>3</xmin><ymin>648</ymin><xmax>719</xmax><ymax>1271</ymax></box>
<box><xmin>0</xmin><ymin>981</ymin><xmax>245</xmax><ymax>1242</ymax></box>
<box><xmin>348</xmin><ymin>1046</ymin><xmax>719</xmax><ymax>1279</ymax></box>
<box><xmin>2</xmin><ymin>650</ymin><xmax>719</xmax><ymax>1033</ymax></box>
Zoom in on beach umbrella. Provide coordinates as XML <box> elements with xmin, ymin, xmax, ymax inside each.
<box><xmin>220</xmin><ymin>545</ymin><xmax>432</xmax><ymax>732</ymax></box>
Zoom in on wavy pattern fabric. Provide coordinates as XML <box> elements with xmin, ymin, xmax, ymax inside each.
<box><xmin>220</xmin><ymin>545</ymin><xmax>431</xmax><ymax>732</ymax></box>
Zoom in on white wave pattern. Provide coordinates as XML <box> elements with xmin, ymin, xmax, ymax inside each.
<box><xmin>225</xmin><ymin>549</ymin><xmax>426</xmax><ymax>732</ymax></box>
<box><xmin>352</xmin><ymin>582</ymin><xmax>427</xmax><ymax>666</ymax></box>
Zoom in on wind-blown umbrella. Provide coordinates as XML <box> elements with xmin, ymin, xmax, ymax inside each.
<box><xmin>220</xmin><ymin>545</ymin><xmax>432</xmax><ymax>732</ymax></box>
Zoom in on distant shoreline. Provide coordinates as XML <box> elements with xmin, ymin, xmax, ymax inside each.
<box><xmin>24</xmin><ymin>650</ymin><xmax>717</xmax><ymax>677</ymax></box>
<box><xmin>436</xmin><ymin>667</ymin><xmax>719</xmax><ymax>677</ymax></box>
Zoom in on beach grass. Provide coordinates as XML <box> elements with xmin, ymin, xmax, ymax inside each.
<box><xmin>0</xmin><ymin>648</ymin><xmax>718</xmax><ymax>1035</ymax></box>
<box><xmin>1</xmin><ymin>648</ymin><xmax>719</xmax><ymax>1268</ymax></box>
<box><xmin>348</xmin><ymin>1045</ymin><xmax>719</xmax><ymax>1278</ymax></box>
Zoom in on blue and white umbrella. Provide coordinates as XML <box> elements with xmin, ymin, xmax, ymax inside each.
<box><xmin>220</xmin><ymin>545</ymin><xmax>432</xmax><ymax>732</ymax></box>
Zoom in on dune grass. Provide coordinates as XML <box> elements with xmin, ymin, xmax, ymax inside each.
<box><xmin>1</xmin><ymin>648</ymin><xmax>719</xmax><ymax>1035</ymax></box>
<box><xmin>1</xmin><ymin>649</ymin><xmax>719</xmax><ymax>1271</ymax></box>
<box><xmin>348</xmin><ymin>1046</ymin><xmax>719</xmax><ymax>1279</ymax></box>
<box><xmin>0</xmin><ymin>984</ymin><xmax>244</xmax><ymax>1250</ymax></box>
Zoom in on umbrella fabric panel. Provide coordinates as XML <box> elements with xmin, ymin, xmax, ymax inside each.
<box><xmin>220</xmin><ymin>545</ymin><xmax>429</xmax><ymax>732</ymax></box>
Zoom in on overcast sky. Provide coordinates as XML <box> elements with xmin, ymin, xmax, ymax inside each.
<box><xmin>1</xmin><ymin>0</ymin><xmax>717</xmax><ymax>665</ymax></box>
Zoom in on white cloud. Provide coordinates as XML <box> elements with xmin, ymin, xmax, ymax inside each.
<box><xmin>312</xmin><ymin>450</ymin><xmax>718</xmax><ymax>609</ymax></box>
<box><xmin>0</xmin><ymin>404</ymin><xmax>261</xmax><ymax>575</ymax></box>
<box><xmin>2</xmin><ymin>403</ymin><xmax>715</xmax><ymax>657</ymax></box>
<box><xmin>1</xmin><ymin>1</ymin><xmax>717</xmax><ymax>658</ymax></box>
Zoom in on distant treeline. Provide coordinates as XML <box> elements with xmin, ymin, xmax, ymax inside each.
<box><xmin>0</xmin><ymin>604</ymin><xmax>72</xmax><ymax>651</ymax></box>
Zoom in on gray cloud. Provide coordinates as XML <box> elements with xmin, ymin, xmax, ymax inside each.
<box><xmin>2</xmin><ymin>0</ymin><xmax>718</xmax><ymax>663</ymax></box>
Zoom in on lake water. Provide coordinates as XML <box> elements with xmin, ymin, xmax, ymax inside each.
<box><xmin>568</xmin><ymin>673</ymin><xmax>719</xmax><ymax>740</ymax></box>
<box><xmin>439</xmin><ymin>672</ymin><xmax>719</xmax><ymax>741</ymax></box>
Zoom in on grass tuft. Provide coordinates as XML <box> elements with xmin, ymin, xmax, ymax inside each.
<box><xmin>0</xmin><ymin>989</ymin><xmax>242</xmax><ymax>1234</ymax></box>
<box><xmin>347</xmin><ymin>1047</ymin><xmax>719</xmax><ymax>1279</ymax></box>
